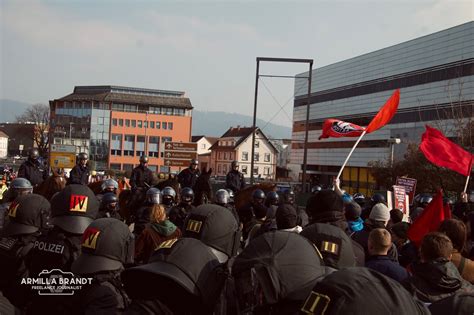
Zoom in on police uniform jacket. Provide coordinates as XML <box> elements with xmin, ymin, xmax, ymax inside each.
<box><xmin>177</xmin><ymin>167</ymin><xmax>200</xmax><ymax>189</ymax></box>
<box><xmin>130</xmin><ymin>165</ymin><xmax>153</xmax><ymax>191</ymax></box>
<box><xmin>68</xmin><ymin>165</ymin><xmax>90</xmax><ymax>185</ymax></box>
<box><xmin>18</xmin><ymin>159</ymin><xmax>47</xmax><ymax>187</ymax></box>
<box><xmin>225</xmin><ymin>170</ymin><xmax>245</xmax><ymax>193</ymax></box>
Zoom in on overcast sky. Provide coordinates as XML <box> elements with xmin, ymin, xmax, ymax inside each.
<box><xmin>1</xmin><ymin>0</ymin><xmax>472</xmax><ymax>127</ymax></box>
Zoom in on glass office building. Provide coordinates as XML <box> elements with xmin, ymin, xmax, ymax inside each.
<box><xmin>291</xmin><ymin>22</ymin><xmax>474</xmax><ymax>194</ymax></box>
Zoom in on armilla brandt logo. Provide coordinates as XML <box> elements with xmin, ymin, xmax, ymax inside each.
<box><xmin>21</xmin><ymin>269</ymin><xmax>93</xmax><ymax>295</ymax></box>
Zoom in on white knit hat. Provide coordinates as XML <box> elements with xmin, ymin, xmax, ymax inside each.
<box><xmin>369</xmin><ymin>203</ymin><xmax>390</xmax><ymax>222</ymax></box>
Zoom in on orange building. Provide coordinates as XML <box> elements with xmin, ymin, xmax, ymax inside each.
<box><xmin>50</xmin><ymin>86</ymin><xmax>193</xmax><ymax>172</ymax></box>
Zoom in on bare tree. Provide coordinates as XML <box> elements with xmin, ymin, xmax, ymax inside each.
<box><xmin>16</xmin><ymin>104</ymin><xmax>50</xmax><ymax>157</ymax></box>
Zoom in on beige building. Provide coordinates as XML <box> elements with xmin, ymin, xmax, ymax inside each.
<box><xmin>209</xmin><ymin>126</ymin><xmax>277</xmax><ymax>180</ymax></box>
<box><xmin>191</xmin><ymin>135</ymin><xmax>217</xmax><ymax>172</ymax></box>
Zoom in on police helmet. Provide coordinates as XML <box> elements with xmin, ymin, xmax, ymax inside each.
<box><xmin>146</xmin><ymin>187</ymin><xmax>161</xmax><ymax>205</ymax></box>
<box><xmin>226</xmin><ymin>189</ymin><xmax>235</xmax><ymax>203</ymax></box>
<box><xmin>162</xmin><ymin>186</ymin><xmax>176</xmax><ymax>206</ymax></box>
<box><xmin>181</xmin><ymin>187</ymin><xmax>194</xmax><ymax>203</ymax></box>
<box><xmin>101</xmin><ymin>192</ymin><xmax>118</xmax><ymax>207</ymax></box>
<box><xmin>215</xmin><ymin>189</ymin><xmax>230</xmax><ymax>205</ymax></box>
<box><xmin>252</xmin><ymin>189</ymin><xmax>265</xmax><ymax>201</ymax></box>
<box><xmin>9</xmin><ymin>178</ymin><xmax>33</xmax><ymax>198</ymax></box>
<box><xmin>283</xmin><ymin>189</ymin><xmax>295</xmax><ymax>204</ymax></box>
<box><xmin>183</xmin><ymin>204</ymin><xmax>241</xmax><ymax>261</ymax></box>
<box><xmin>50</xmin><ymin>185</ymin><xmax>99</xmax><ymax>234</ymax></box>
<box><xmin>78</xmin><ymin>152</ymin><xmax>88</xmax><ymax>161</ymax></box>
<box><xmin>311</xmin><ymin>185</ymin><xmax>322</xmax><ymax>194</ymax></box>
<box><xmin>101</xmin><ymin>178</ymin><xmax>118</xmax><ymax>192</ymax></box>
<box><xmin>266</xmin><ymin>191</ymin><xmax>280</xmax><ymax>205</ymax></box>
<box><xmin>28</xmin><ymin>148</ymin><xmax>40</xmax><ymax>160</ymax></box>
<box><xmin>231</xmin><ymin>160</ymin><xmax>239</xmax><ymax>168</ymax></box>
<box><xmin>190</xmin><ymin>159</ymin><xmax>199</xmax><ymax>166</ymax></box>
<box><xmin>232</xmin><ymin>231</ymin><xmax>328</xmax><ymax>313</ymax></box>
<box><xmin>72</xmin><ymin>218</ymin><xmax>134</xmax><ymax>275</ymax></box>
<box><xmin>2</xmin><ymin>194</ymin><xmax>51</xmax><ymax>236</ymax></box>
<box><xmin>419</xmin><ymin>194</ymin><xmax>433</xmax><ymax>206</ymax></box>
<box><xmin>353</xmin><ymin>193</ymin><xmax>365</xmax><ymax>201</ymax></box>
<box><xmin>139</xmin><ymin>155</ymin><xmax>149</xmax><ymax>163</ymax></box>
<box><xmin>371</xmin><ymin>193</ymin><xmax>386</xmax><ymax>204</ymax></box>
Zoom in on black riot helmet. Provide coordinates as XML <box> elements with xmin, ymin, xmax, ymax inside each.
<box><xmin>215</xmin><ymin>189</ymin><xmax>230</xmax><ymax>205</ymax></box>
<box><xmin>146</xmin><ymin>188</ymin><xmax>161</xmax><ymax>205</ymax></box>
<box><xmin>252</xmin><ymin>189</ymin><xmax>265</xmax><ymax>203</ymax></box>
<box><xmin>190</xmin><ymin>159</ymin><xmax>199</xmax><ymax>167</ymax></box>
<box><xmin>2</xmin><ymin>194</ymin><xmax>51</xmax><ymax>236</ymax></box>
<box><xmin>231</xmin><ymin>160</ymin><xmax>239</xmax><ymax>170</ymax></box>
<box><xmin>139</xmin><ymin>155</ymin><xmax>149</xmax><ymax>164</ymax></box>
<box><xmin>183</xmin><ymin>204</ymin><xmax>241</xmax><ymax>262</ymax></box>
<box><xmin>419</xmin><ymin>194</ymin><xmax>433</xmax><ymax>207</ymax></box>
<box><xmin>371</xmin><ymin>193</ymin><xmax>386</xmax><ymax>204</ymax></box>
<box><xmin>28</xmin><ymin>148</ymin><xmax>40</xmax><ymax>160</ymax></box>
<box><xmin>101</xmin><ymin>192</ymin><xmax>118</xmax><ymax>211</ymax></box>
<box><xmin>283</xmin><ymin>189</ymin><xmax>296</xmax><ymax>204</ymax></box>
<box><xmin>181</xmin><ymin>187</ymin><xmax>194</xmax><ymax>203</ymax></box>
<box><xmin>266</xmin><ymin>191</ymin><xmax>280</xmax><ymax>206</ymax></box>
<box><xmin>8</xmin><ymin>178</ymin><xmax>33</xmax><ymax>200</ymax></box>
<box><xmin>72</xmin><ymin>218</ymin><xmax>134</xmax><ymax>275</ymax></box>
<box><xmin>161</xmin><ymin>186</ymin><xmax>176</xmax><ymax>206</ymax></box>
<box><xmin>311</xmin><ymin>185</ymin><xmax>322</xmax><ymax>194</ymax></box>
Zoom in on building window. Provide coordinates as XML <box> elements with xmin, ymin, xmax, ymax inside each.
<box><xmin>148</xmin><ymin>136</ymin><xmax>159</xmax><ymax>158</ymax></box>
<box><xmin>138</xmin><ymin>120</ymin><xmax>143</xmax><ymax>128</ymax></box>
<box><xmin>119</xmin><ymin>119</ymin><xmax>124</xmax><ymax>127</ymax></box>
<box><xmin>201</xmin><ymin>143</ymin><xmax>206</xmax><ymax>149</ymax></box>
<box><xmin>224</xmin><ymin>152</ymin><xmax>228</xmax><ymax>160</ymax></box>
<box><xmin>264</xmin><ymin>167</ymin><xmax>270</xmax><ymax>175</ymax></box>
<box><xmin>242</xmin><ymin>152</ymin><xmax>248</xmax><ymax>161</ymax></box>
<box><xmin>254</xmin><ymin>152</ymin><xmax>259</xmax><ymax>162</ymax></box>
<box><xmin>163</xmin><ymin>122</ymin><xmax>168</xmax><ymax>130</ymax></box>
<box><xmin>150</xmin><ymin>121</ymin><xmax>155</xmax><ymax>128</ymax></box>
<box><xmin>123</xmin><ymin>164</ymin><xmax>134</xmax><ymax>171</ymax></box>
<box><xmin>156</xmin><ymin>121</ymin><xmax>160</xmax><ymax>129</ymax></box>
<box><xmin>110</xmin><ymin>163</ymin><xmax>121</xmax><ymax>171</ymax></box>
<box><xmin>253</xmin><ymin>167</ymin><xmax>258</xmax><ymax>175</ymax></box>
<box><xmin>163</xmin><ymin>107</ymin><xmax>173</xmax><ymax>115</ymax></box>
<box><xmin>168</xmin><ymin>122</ymin><xmax>173</xmax><ymax>130</ymax></box>
<box><xmin>124</xmin><ymin>135</ymin><xmax>135</xmax><ymax>156</ymax></box>
<box><xmin>112</xmin><ymin>118</ymin><xmax>118</xmax><ymax>126</ymax></box>
<box><xmin>241</xmin><ymin>165</ymin><xmax>248</xmax><ymax>174</ymax></box>
<box><xmin>136</xmin><ymin>135</ymin><xmax>145</xmax><ymax>157</ymax></box>
<box><xmin>144</xmin><ymin>121</ymin><xmax>148</xmax><ymax>128</ymax></box>
<box><xmin>131</xmin><ymin>120</ymin><xmax>136</xmax><ymax>128</ymax></box>
<box><xmin>264</xmin><ymin>153</ymin><xmax>270</xmax><ymax>162</ymax></box>
<box><xmin>125</xmin><ymin>119</ymin><xmax>130</xmax><ymax>127</ymax></box>
<box><xmin>223</xmin><ymin>164</ymin><xmax>227</xmax><ymax>173</ymax></box>
<box><xmin>218</xmin><ymin>152</ymin><xmax>222</xmax><ymax>159</ymax></box>
<box><xmin>218</xmin><ymin>164</ymin><xmax>221</xmax><ymax>173</ymax></box>
<box><xmin>255</xmin><ymin>141</ymin><xmax>259</xmax><ymax>148</ymax></box>
<box><xmin>111</xmin><ymin>134</ymin><xmax>122</xmax><ymax>156</ymax></box>
<box><xmin>174</xmin><ymin>108</ymin><xmax>185</xmax><ymax>116</ymax></box>
<box><xmin>148</xmin><ymin>165</ymin><xmax>157</xmax><ymax>172</ymax></box>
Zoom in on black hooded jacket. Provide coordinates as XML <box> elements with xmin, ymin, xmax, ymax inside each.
<box><xmin>18</xmin><ymin>159</ymin><xmax>47</xmax><ymax>186</ymax></box>
<box><xmin>404</xmin><ymin>258</ymin><xmax>474</xmax><ymax>303</ymax></box>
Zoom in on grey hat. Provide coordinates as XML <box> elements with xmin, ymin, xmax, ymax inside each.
<box><xmin>369</xmin><ymin>203</ymin><xmax>390</xmax><ymax>222</ymax></box>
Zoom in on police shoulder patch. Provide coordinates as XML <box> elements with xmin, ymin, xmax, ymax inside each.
<box><xmin>301</xmin><ymin>291</ymin><xmax>330</xmax><ymax>315</ymax></box>
<box><xmin>186</xmin><ymin>219</ymin><xmax>202</xmax><ymax>233</ymax></box>
<box><xmin>0</xmin><ymin>237</ymin><xmax>17</xmax><ymax>251</ymax></box>
<box><xmin>156</xmin><ymin>238</ymin><xmax>178</xmax><ymax>251</ymax></box>
<box><xmin>320</xmin><ymin>240</ymin><xmax>340</xmax><ymax>256</ymax></box>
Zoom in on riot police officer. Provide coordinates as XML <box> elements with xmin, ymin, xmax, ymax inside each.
<box><xmin>0</xmin><ymin>194</ymin><xmax>51</xmax><ymax>308</ymax></box>
<box><xmin>130</xmin><ymin>156</ymin><xmax>154</xmax><ymax>192</ymax></box>
<box><xmin>168</xmin><ymin>187</ymin><xmax>195</xmax><ymax>230</ymax></box>
<box><xmin>0</xmin><ymin>178</ymin><xmax>33</xmax><ymax>230</ymax></box>
<box><xmin>71</xmin><ymin>218</ymin><xmax>133</xmax><ymax>313</ymax></box>
<box><xmin>161</xmin><ymin>186</ymin><xmax>177</xmax><ymax>212</ymax></box>
<box><xmin>133</xmin><ymin>187</ymin><xmax>161</xmax><ymax>236</ymax></box>
<box><xmin>238</xmin><ymin>189</ymin><xmax>267</xmax><ymax>241</ymax></box>
<box><xmin>96</xmin><ymin>178</ymin><xmax>119</xmax><ymax>202</ymax></box>
<box><xmin>98</xmin><ymin>192</ymin><xmax>121</xmax><ymax>220</ymax></box>
<box><xmin>177</xmin><ymin>159</ymin><xmax>200</xmax><ymax>189</ymax></box>
<box><xmin>215</xmin><ymin>189</ymin><xmax>239</xmax><ymax>224</ymax></box>
<box><xmin>17</xmin><ymin>148</ymin><xmax>48</xmax><ymax>187</ymax></box>
<box><xmin>68</xmin><ymin>152</ymin><xmax>90</xmax><ymax>185</ymax></box>
<box><xmin>225</xmin><ymin>161</ymin><xmax>245</xmax><ymax>193</ymax></box>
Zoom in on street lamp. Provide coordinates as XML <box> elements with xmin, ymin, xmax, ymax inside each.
<box><xmin>388</xmin><ymin>138</ymin><xmax>401</xmax><ymax>166</ymax></box>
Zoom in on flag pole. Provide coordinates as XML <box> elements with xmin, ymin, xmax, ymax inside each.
<box><xmin>463</xmin><ymin>175</ymin><xmax>470</xmax><ymax>193</ymax></box>
<box><xmin>336</xmin><ymin>130</ymin><xmax>367</xmax><ymax>181</ymax></box>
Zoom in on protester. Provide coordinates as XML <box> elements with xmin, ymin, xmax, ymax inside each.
<box><xmin>345</xmin><ymin>201</ymin><xmax>364</xmax><ymax>233</ymax></box>
<box><xmin>389</xmin><ymin>208</ymin><xmax>404</xmax><ymax>226</ymax></box>
<box><xmin>439</xmin><ymin>219</ymin><xmax>474</xmax><ymax>283</ymax></box>
<box><xmin>133</xmin><ymin>187</ymin><xmax>160</xmax><ymax>236</ymax></box>
<box><xmin>366</xmin><ymin>228</ymin><xmax>409</xmax><ymax>282</ymax></box>
<box><xmin>390</xmin><ymin>221</ymin><xmax>418</xmax><ymax>268</ymax></box>
<box><xmin>135</xmin><ymin>204</ymin><xmax>181</xmax><ymax>264</ymax></box>
<box><xmin>403</xmin><ymin>232</ymin><xmax>473</xmax><ymax>303</ymax></box>
<box><xmin>275</xmin><ymin>202</ymin><xmax>302</xmax><ymax>233</ymax></box>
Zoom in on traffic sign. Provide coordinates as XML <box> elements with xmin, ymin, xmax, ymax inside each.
<box><xmin>50</xmin><ymin>152</ymin><xmax>76</xmax><ymax>168</ymax></box>
<box><xmin>164</xmin><ymin>151</ymin><xmax>197</xmax><ymax>159</ymax></box>
<box><xmin>50</xmin><ymin>144</ymin><xmax>76</xmax><ymax>153</ymax></box>
<box><xmin>164</xmin><ymin>159</ymin><xmax>189</xmax><ymax>167</ymax></box>
<box><xmin>164</xmin><ymin>142</ymin><xmax>197</xmax><ymax>152</ymax></box>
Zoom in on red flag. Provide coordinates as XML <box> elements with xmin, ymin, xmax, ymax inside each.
<box><xmin>419</xmin><ymin>125</ymin><xmax>473</xmax><ymax>176</ymax></box>
<box><xmin>407</xmin><ymin>190</ymin><xmax>451</xmax><ymax>247</ymax></box>
<box><xmin>365</xmin><ymin>89</ymin><xmax>400</xmax><ymax>133</ymax></box>
<box><xmin>319</xmin><ymin>119</ymin><xmax>365</xmax><ymax>140</ymax></box>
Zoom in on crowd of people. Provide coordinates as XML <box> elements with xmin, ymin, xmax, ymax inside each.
<box><xmin>0</xmin><ymin>149</ymin><xmax>473</xmax><ymax>314</ymax></box>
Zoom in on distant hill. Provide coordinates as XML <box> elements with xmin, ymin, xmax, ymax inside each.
<box><xmin>0</xmin><ymin>99</ymin><xmax>292</xmax><ymax>139</ymax></box>
<box><xmin>192</xmin><ymin>110</ymin><xmax>292</xmax><ymax>139</ymax></box>
<box><xmin>0</xmin><ymin>99</ymin><xmax>32</xmax><ymax>122</ymax></box>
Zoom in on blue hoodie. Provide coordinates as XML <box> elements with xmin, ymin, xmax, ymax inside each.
<box><xmin>348</xmin><ymin>217</ymin><xmax>364</xmax><ymax>233</ymax></box>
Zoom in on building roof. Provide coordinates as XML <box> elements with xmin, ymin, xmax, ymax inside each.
<box><xmin>0</xmin><ymin>131</ymin><xmax>9</xmax><ymax>138</ymax></box>
<box><xmin>209</xmin><ymin>126</ymin><xmax>277</xmax><ymax>152</ymax></box>
<box><xmin>192</xmin><ymin>135</ymin><xmax>218</xmax><ymax>145</ymax></box>
<box><xmin>54</xmin><ymin>85</ymin><xmax>193</xmax><ymax>109</ymax></box>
